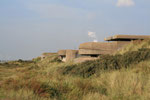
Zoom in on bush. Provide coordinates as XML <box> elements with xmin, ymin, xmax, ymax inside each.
<box><xmin>49</xmin><ymin>55</ymin><xmax>62</xmax><ymax>63</ymax></box>
<box><xmin>32</xmin><ymin>57</ymin><xmax>41</xmax><ymax>63</ymax></box>
<box><xmin>61</xmin><ymin>48</ymin><xmax>150</xmax><ymax>77</ymax></box>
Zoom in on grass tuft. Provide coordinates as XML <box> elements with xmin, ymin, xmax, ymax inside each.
<box><xmin>1</xmin><ymin>40</ymin><xmax>150</xmax><ymax>100</ymax></box>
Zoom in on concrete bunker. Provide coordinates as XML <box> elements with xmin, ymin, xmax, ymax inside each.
<box><xmin>66</xmin><ymin>50</ymin><xmax>78</xmax><ymax>62</ymax></box>
<box><xmin>78</xmin><ymin>35</ymin><xmax>150</xmax><ymax>61</ymax></box>
<box><xmin>104</xmin><ymin>35</ymin><xmax>150</xmax><ymax>50</ymax></box>
<box><xmin>57</xmin><ymin>35</ymin><xmax>150</xmax><ymax>63</ymax></box>
<box><xmin>58</xmin><ymin>50</ymin><xmax>78</xmax><ymax>62</ymax></box>
<box><xmin>79</xmin><ymin>42</ymin><xmax>118</xmax><ymax>57</ymax></box>
<box><xmin>105</xmin><ymin>35</ymin><xmax>150</xmax><ymax>41</ymax></box>
<box><xmin>58</xmin><ymin>50</ymin><xmax>66</xmax><ymax>62</ymax></box>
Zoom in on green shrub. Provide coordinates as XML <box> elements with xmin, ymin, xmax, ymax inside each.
<box><xmin>49</xmin><ymin>55</ymin><xmax>62</xmax><ymax>63</ymax></box>
<box><xmin>61</xmin><ymin>48</ymin><xmax>150</xmax><ymax>77</ymax></box>
<box><xmin>120</xmin><ymin>48</ymin><xmax>150</xmax><ymax>67</ymax></box>
<box><xmin>33</xmin><ymin>57</ymin><xmax>41</xmax><ymax>63</ymax></box>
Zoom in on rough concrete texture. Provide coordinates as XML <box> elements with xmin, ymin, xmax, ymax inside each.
<box><xmin>66</xmin><ymin>50</ymin><xmax>78</xmax><ymax>62</ymax></box>
<box><xmin>79</xmin><ymin>49</ymin><xmax>115</xmax><ymax>55</ymax></box>
<box><xmin>79</xmin><ymin>42</ymin><xmax>118</xmax><ymax>55</ymax></box>
<box><xmin>105</xmin><ymin>35</ymin><xmax>150</xmax><ymax>41</ymax></box>
<box><xmin>116</xmin><ymin>41</ymin><xmax>131</xmax><ymax>50</ymax></box>
<box><xmin>79</xmin><ymin>42</ymin><xmax>117</xmax><ymax>50</ymax></box>
<box><xmin>58</xmin><ymin>50</ymin><xmax>66</xmax><ymax>56</ymax></box>
<box><xmin>79</xmin><ymin>41</ymin><xmax>133</xmax><ymax>55</ymax></box>
<box><xmin>57</xmin><ymin>35</ymin><xmax>150</xmax><ymax>62</ymax></box>
<box><xmin>74</xmin><ymin>56</ymin><xmax>98</xmax><ymax>63</ymax></box>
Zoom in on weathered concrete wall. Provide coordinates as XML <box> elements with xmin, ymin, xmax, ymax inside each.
<box><xmin>58</xmin><ymin>50</ymin><xmax>66</xmax><ymax>56</ymax></box>
<box><xmin>58</xmin><ymin>50</ymin><xmax>66</xmax><ymax>62</ymax></box>
<box><xmin>57</xmin><ymin>49</ymin><xmax>78</xmax><ymax>62</ymax></box>
<box><xmin>116</xmin><ymin>41</ymin><xmax>131</xmax><ymax>50</ymax></box>
<box><xmin>132</xmin><ymin>40</ymin><xmax>143</xmax><ymax>44</ymax></box>
<box><xmin>105</xmin><ymin>35</ymin><xmax>150</xmax><ymax>41</ymax></box>
<box><xmin>79</xmin><ymin>41</ymin><xmax>136</xmax><ymax>55</ymax></box>
<box><xmin>66</xmin><ymin>50</ymin><xmax>78</xmax><ymax>62</ymax></box>
<box><xmin>79</xmin><ymin>42</ymin><xmax>118</xmax><ymax>55</ymax></box>
<box><xmin>74</xmin><ymin>56</ymin><xmax>98</xmax><ymax>63</ymax></box>
<box><xmin>79</xmin><ymin>49</ymin><xmax>116</xmax><ymax>55</ymax></box>
<box><xmin>79</xmin><ymin>42</ymin><xmax>117</xmax><ymax>50</ymax></box>
<box><xmin>57</xmin><ymin>35</ymin><xmax>150</xmax><ymax>63</ymax></box>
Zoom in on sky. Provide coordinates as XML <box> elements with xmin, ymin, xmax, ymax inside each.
<box><xmin>0</xmin><ymin>0</ymin><xmax>150</xmax><ymax>60</ymax></box>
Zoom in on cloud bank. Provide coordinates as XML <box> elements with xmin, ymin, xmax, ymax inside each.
<box><xmin>116</xmin><ymin>0</ymin><xmax>135</xmax><ymax>7</ymax></box>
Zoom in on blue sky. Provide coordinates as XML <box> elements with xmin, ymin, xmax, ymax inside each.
<box><xmin>0</xmin><ymin>0</ymin><xmax>150</xmax><ymax>60</ymax></box>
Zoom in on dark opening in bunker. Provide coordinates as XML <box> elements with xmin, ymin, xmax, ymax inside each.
<box><xmin>80</xmin><ymin>54</ymin><xmax>99</xmax><ymax>58</ymax></box>
<box><xmin>91</xmin><ymin>55</ymin><xmax>99</xmax><ymax>57</ymax></box>
<box><xmin>61</xmin><ymin>56</ymin><xmax>66</xmax><ymax>59</ymax></box>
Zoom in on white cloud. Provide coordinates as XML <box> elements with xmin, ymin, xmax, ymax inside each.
<box><xmin>116</xmin><ymin>0</ymin><xmax>135</xmax><ymax>7</ymax></box>
<box><xmin>88</xmin><ymin>31</ymin><xmax>98</xmax><ymax>42</ymax></box>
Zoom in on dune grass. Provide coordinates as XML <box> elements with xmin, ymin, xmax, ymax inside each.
<box><xmin>0</xmin><ymin>41</ymin><xmax>150</xmax><ymax>100</ymax></box>
<box><xmin>61</xmin><ymin>48</ymin><xmax>150</xmax><ymax>77</ymax></box>
<box><xmin>117</xmin><ymin>40</ymin><xmax>150</xmax><ymax>55</ymax></box>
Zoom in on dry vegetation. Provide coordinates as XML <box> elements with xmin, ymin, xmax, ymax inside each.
<box><xmin>0</xmin><ymin>40</ymin><xmax>150</xmax><ymax>100</ymax></box>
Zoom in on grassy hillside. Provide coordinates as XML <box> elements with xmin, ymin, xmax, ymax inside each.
<box><xmin>117</xmin><ymin>40</ymin><xmax>150</xmax><ymax>54</ymax></box>
<box><xmin>0</xmin><ymin>40</ymin><xmax>150</xmax><ymax>100</ymax></box>
<box><xmin>61</xmin><ymin>48</ymin><xmax>150</xmax><ymax>77</ymax></box>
